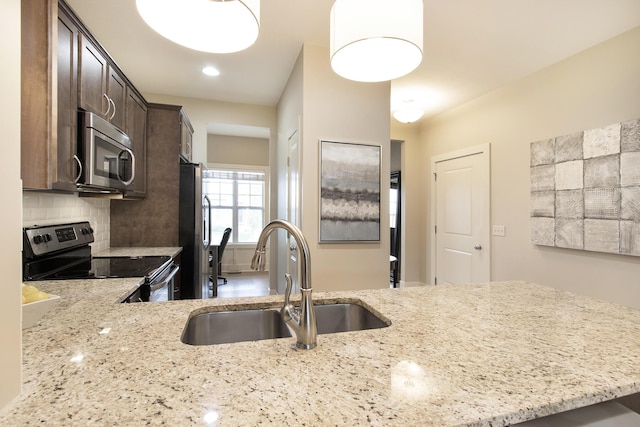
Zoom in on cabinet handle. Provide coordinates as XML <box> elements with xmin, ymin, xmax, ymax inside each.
<box><xmin>109</xmin><ymin>98</ymin><xmax>116</xmax><ymax>120</ymax></box>
<box><xmin>73</xmin><ymin>155</ymin><xmax>83</xmax><ymax>183</ymax></box>
<box><xmin>103</xmin><ymin>93</ymin><xmax>111</xmax><ymax>117</ymax></box>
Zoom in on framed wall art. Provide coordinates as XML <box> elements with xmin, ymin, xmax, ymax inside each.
<box><xmin>319</xmin><ymin>140</ymin><xmax>381</xmax><ymax>243</ymax></box>
<box><xmin>530</xmin><ymin>118</ymin><xmax>640</xmax><ymax>256</ymax></box>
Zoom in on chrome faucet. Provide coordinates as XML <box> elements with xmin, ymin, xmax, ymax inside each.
<box><xmin>251</xmin><ymin>219</ymin><xmax>317</xmax><ymax>350</ymax></box>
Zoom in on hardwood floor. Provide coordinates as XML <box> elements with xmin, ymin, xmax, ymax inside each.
<box><xmin>215</xmin><ymin>271</ymin><xmax>272</xmax><ymax>298</ymax></box>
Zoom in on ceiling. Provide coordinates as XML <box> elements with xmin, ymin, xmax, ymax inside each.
<box><xmin>66</xmin><ymin>0</ymin><xmax>640</xmax><ymax>128</ymax></box>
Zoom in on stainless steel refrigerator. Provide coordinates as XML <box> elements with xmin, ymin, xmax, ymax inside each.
<box><xmin>179</xmin><ymin>161</ymin><xmax>213</xmax><ymax>299</ymax></box>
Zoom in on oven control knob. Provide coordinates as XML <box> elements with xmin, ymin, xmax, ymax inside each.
<box><xmin>33</xmin><ymin>235</ymin><xmax>43</xmax><ymax>244</ymax></box>
<box><xmin>43</xmin><ymin>233</ymin><xmax>52</xmax><ymax>242</ymax></box>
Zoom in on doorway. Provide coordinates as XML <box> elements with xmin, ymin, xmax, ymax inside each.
<box><xmin>390</xmin><ymin>171</ymin><xmax>401</xmax><ymax>286</ymax></box>
<box><xmin>430</xmin><ymin>144</ymin><xmax>491</xmax><ymax>285</ymax></box>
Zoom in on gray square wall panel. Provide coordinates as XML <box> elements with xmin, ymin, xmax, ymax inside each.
<box><xmin>530</xmin><ymin>117</ymin><xmax>640</xmax><ymax>257</ymax></box>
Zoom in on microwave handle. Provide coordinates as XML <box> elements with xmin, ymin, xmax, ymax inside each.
<box><xmin>73</xmin><ymin>155</ymin><xmax>83</xmax><ymax>183</ymax></box>
<box><xmin>119</xmin><ymin>148</ymin><xmax>136</xmax><ymax>186</ymax></box>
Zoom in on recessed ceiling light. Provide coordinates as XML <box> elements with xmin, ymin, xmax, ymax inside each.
<box><xmin>202</xmin><ymin>66</ymin><xmax>220</xmax><ymax>77</ymax></box>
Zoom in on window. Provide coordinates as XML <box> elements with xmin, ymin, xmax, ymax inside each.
<box><xmin>203</xmin><ymin>167</ymin><xmax>267</xmax><ymax>244</ymax></box>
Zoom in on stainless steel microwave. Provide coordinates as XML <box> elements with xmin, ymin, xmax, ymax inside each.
<box><xmin>77</xmin><ymin>111</ymin><xmax>135</xmax><ymax>192</ymax></box>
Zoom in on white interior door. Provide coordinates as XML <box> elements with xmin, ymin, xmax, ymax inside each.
<box><xmin>287</xmin><ymin>129</ymin><xmax>301</xmax><ymax>293</ymax></box>
<box><xmin>432</xmin><ymin>144</ymin><xmax>490</xmax><ymax>285</ymax></box>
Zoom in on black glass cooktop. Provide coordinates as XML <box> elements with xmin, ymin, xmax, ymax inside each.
<box><xmin>52</xmin><ymin>256</ymin><xmax>172</xmax><ymax>280</ymax></box>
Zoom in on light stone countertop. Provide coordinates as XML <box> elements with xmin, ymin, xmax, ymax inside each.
<box><xmin>2</xmin><ymin>276</ymin><xmax>640</xmax><ymax>426</ymax></box>
<box><xmin>94</xmin><ymin>246</ymin><xmax>183</xmax><ymax>258</ymax></box>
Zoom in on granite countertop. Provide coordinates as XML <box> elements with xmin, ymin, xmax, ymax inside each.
<box><xmin>3</xmin><ymin>276</ymin><xmax>640</xmax><ymax>426</ymax></box>
<box><xmin>94</xmin><ymin>246</ymin><xmax>183</xmax><ymax>258</ymax></box>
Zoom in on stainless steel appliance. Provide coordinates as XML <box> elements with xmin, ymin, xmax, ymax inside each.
<box><xmin>22</xmin><ymin>222</ymin><xmax>178</xmax><ymax>303</ymax></box>
<box><xmin>77</xmin><ymin>111</ymin><xmax>135</xmax><ymax>192</ymax></box>
<box><xmin>179</xmin><ymin>161</ymin><xmax>213</xmax><ymax>299</ymax></box>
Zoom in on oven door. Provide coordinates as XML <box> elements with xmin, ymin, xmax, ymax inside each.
<box><xmin>148</xmin><ymin>263</ymin><xmax>180</xmax><ymax>302</ymax></box>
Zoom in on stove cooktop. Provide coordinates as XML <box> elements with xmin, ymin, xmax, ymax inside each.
<box><xmin>52</xmin><ymin>256</ymin><xmax>172</xmax><ymax>280</ymax></box>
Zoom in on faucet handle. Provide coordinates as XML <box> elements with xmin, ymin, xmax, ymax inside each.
<box><xmin>283</xmin><ymin>273</ymin><xmax>293</xmax><ymax>306</ymax></box>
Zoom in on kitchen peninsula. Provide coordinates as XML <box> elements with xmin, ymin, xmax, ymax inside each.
<box><xmin>2</xmin><ymin>279</ymin><xmax>640</xmax><ymax>426</ymax></box>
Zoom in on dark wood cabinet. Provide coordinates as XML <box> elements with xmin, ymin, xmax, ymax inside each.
<box><xmin>78</xmin><ymin>35</ymin><xmax>127</xmax><ymax>130</ymax></box>
<box><xmin>124</xmin><ymin>89</ymin><xmax>148</xmax><ymax>198</ymax></box>
<box><xmin>21</xmin><ymin>0</ymin><xmax>78</xmax><ymax>192</ymax></box>
<box><xmin>21</xmin><ymin>0</ymin><xmax>148</xmax><ymax>195</ymax></box>
<box><xmin>78</xmin><ymin>34</ymin><xmax>108</xmax><ymax>119</ymax></box>
<box><xmin>180</xmin><ymin>112</ymin><xmax>194</xmax><ymax>161</ymax></box>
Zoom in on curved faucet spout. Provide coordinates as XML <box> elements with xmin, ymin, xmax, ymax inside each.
<box><xmin>252</xmin><ymin>219</ymin><xmax>316</xmax><ymax>349</ymax></box>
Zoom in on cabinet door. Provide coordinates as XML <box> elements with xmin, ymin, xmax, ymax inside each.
<box><xmin>78</xmin><ymin>34</ymin><xmax>108</xmax><ymax>117</ymax></box>
<box><xmin>180</xmin><ymin>113</ymin><xmax>194</xmax><ymax>161</ymax></box>
<box><xmin>124</xmin><ymin>88</ymin><xmax>147</xmax><ymax>198</ymax></box>
<box><xmin>54</xmin><ymin>9</ymin><xmax>80</xmax><ymax>191</ymax></box>
<box><xmin>107</xmin><ymin>67</ymin><xmax>126</xmax><ymax>130</ymax></box>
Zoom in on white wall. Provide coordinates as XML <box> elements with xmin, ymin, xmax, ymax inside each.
<box><xmin>298</xmin><ymin>44</ymin><xmax>391</xmax><ymax>292</ymax></box>
<box><xmin>417</xmin><ymin>26</ymin><xmax>640</xmax><ymax>308</ymax></box>
<box><xmin>1</xmin><ymin>0</ymin><xmax>22</xmax><ymax>408</ymax></box>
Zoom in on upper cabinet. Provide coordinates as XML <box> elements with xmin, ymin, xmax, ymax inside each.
<box><xmin>22</xmin><ymin>0</ymin><xmax>79</xmax><ymax>192</ymax></box>
<box><xmin>125</xmin><ymin>89</ymin><xmax>148</xmax><ymax>198</ymax></box>
<box><xmin>180</xmin><ymin>112</ymin><xmax>194</xmax><ymax>162</ymax></box>
<box><xmin>78</xmin><ymin>35</ymin><xmax>127</xmax><ymax>131</ymax></box>
<box><xmin>21</xmin><ymin>0</ymin><xmax>147</xmax><ymax>195</ymax></box>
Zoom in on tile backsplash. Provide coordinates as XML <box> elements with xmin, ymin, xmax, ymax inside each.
<box><xmin>22</xmin><ymin>192</ymin><xmax>110</xmax><ymax>252</ymax></box>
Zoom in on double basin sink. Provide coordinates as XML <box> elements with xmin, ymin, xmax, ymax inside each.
<box><xmin>181</xmin><ymin>300</ymin><xmax>390</xmax><ymax>346</ymax></box>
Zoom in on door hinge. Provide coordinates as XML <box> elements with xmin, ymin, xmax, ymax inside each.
<box><xmin>434</xmin><ymin>277</ymin><xmax>437</xmax><ymax>285</ymax></box>
<box><xmin>434</xmin><ymin>225</ymin><xmax>437</xmax><ymax>234</ymax></box>
<box><xmin>434</xmin><ymin>172</ymin><xmax>437</xmax><ymax>181</ymax></box>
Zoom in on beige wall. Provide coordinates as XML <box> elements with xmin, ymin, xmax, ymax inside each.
<box><xmin>1</xmin><ymin>0</ymin><xmax>22</xmax><ymax>407</ymax></box>
<box><xmin>390</xmin><ymin>124</ymin><xmax>426</xmax><ymax>285</ymax></box>
<box><xmin>144</xmin><ymin>94</ymin><xmax>277</xmax><ymax>165</ymax></box>
<box><xmin>415</xmin><ymin>26</ymin><xmax>640</xmax><ymax>308</ymax></box>
<box><xmin>274</xmin><ymin>48</ymin><xmax>304</xmax><ymax>293</ymax></box>
<box><xmin>207</xmin><ymin>134</ymin><xmax>269</xmax><ymax>166</ymax></box>
<box><xmin>298</xmin><ymin>44</ymin><xmax>392</xmax><ymax>292</ymax></box>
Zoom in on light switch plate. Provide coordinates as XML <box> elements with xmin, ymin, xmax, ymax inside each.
<box><xmin>492</xmin><ymin>225</ymin><xmax>506</xmax><ymax>237</ymax></box>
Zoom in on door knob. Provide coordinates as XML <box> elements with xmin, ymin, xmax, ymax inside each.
<box><xmin>474</xmin><ymin>244</ymin><xmax>482</xmax><ymax>250</ymax></box>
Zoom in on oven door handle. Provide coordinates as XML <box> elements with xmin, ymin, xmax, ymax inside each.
<box><xmin>149</xmin><ymin>263</ymin><xmax>179</xmax><ymax>292</ymax></box>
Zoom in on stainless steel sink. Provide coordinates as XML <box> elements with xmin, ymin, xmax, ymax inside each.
<box><xmin>181</xmin><ymin>301</ymin><xmax>389</xmax><ymax>346</ymax></box>
<box><xmin>314</xmin><ymin>302</ymin><xmax>390</xmax><ymax>334</ymax></box>
<box><xmin>181</xmin><ymin>309</ymin><xmax>291</xmax><ymax>345</ymax></box>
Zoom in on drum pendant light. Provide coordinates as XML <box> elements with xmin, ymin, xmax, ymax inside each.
<box><xmin>136</xmin><ymin>0</ymin><xmax>260</xmax><ymax>54</ymax></box>
<box><xmin>330</xmin><ymin>0</ymin><xmax>423</xmax><ymax>82</ymax></box>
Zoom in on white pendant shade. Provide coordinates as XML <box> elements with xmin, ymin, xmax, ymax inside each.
<box><xmin>393</xmin><ymin>108</ymin><xmax>424</xmax><ymax>123</ymax></box>
<box><xmin>136</xmin><ymin>0</ymin><xmax>260</xmax><ymax>54</ymax></box>
<box><xmin>330</xmin><ymin>0</ymin><xmax>423</xmax><ymax>82</ymax></box>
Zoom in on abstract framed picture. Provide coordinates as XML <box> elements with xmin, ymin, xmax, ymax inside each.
<box><xmin>319</xmin><ymin>140</ymin><xmax>381</xmax><ymax>243</ymax></box>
